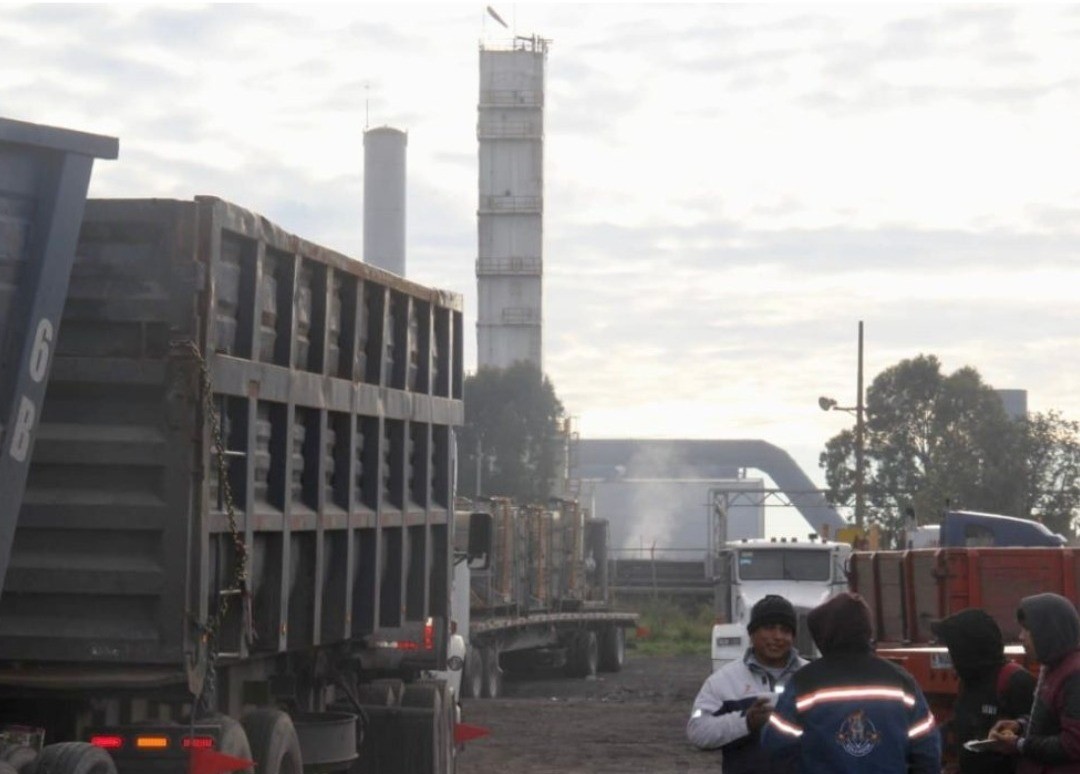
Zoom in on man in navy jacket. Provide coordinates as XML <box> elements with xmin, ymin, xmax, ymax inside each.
<box><xmin>761</xmin><ymin>592</ymin><xmax>941</xmax><ymax>773</ymax></box>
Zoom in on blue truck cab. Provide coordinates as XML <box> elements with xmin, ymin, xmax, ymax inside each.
<box><xmin>940</xmin><ymin>510</ymin><xmax>1067</xmax><ymax>547</ymax></box>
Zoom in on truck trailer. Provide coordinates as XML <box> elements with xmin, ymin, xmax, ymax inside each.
<box><xmin>457</xmin><ymin>498</ymin><xmax>638</xmax><ymax>699</ymax></box>
<box><xmin>0</xmin><ymin>120</ymin><xmax>467</xmax><ymax>774</ymax></box>
<box><xmin>850</xmin><ymin>534</ymin><xmax>1080</xmax><ymax>767</ymax></box>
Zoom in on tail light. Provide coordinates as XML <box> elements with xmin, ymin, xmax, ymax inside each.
<box><xmin>423</xmin><ymin>617</ymin><xmax>435</xmax><ymax>650</ymax></box>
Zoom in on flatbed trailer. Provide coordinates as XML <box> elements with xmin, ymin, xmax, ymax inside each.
<box><xmin>457</xmin><ymin>499</ymin><xmax>638</xmax><ymax>699</ymax></box>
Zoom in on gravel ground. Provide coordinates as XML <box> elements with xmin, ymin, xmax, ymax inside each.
<box><xmin>455</xmin><ymin>652</ymin><xmax>721</xmax><ymax>774</ymax></box>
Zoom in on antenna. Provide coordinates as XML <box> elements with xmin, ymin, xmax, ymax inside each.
<box><xmin>364</xmin><ymin>82</ymin><xmax>370</xmax><ymax>130</ymax></box>
<box><xmin>486</xmin><ymin>5</ymin><xmax>508</xmax><ymax>29</ymax></box>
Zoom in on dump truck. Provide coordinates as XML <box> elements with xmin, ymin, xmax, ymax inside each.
<box><xmin>456</xmin><ymin>497</ymin><xmax>638</xmax><ymax>699</ymax></box>
<box><xmin>0</xmin><ymin>118</ymin><xmax>467</xmax><ymax>774</ymax></box>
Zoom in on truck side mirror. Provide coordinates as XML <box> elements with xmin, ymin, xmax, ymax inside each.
<box><xmin>467</xmin><ymin>511</ymin><xmax>493</xmax><ymax>570</ymax></box>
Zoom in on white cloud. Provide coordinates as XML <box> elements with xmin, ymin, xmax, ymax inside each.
<box><xmin>5</xmin><ymin>2</ymin><xmax>1080</xmax><ymax>498</ymax></box>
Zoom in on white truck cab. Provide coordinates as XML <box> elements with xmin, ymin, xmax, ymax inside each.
<box><xmin>711</xmin><ymin>537</ymin><xmax>852</xmax><ymax>671</ymax></box>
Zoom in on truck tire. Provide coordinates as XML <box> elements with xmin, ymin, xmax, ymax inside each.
<box><xmin>598</xmin><ymin>625</ymin><xmax>626</xmax><ymax>673</ymax></box>
<box><xmin>31</xmin><ymin>743</ymin><xmax>116</xmax><ymax>774</ymax></box>
<box><xmin>462</xmin><ymin>645</ymin><xmax>483</xmax><ymax>699</ymax></box>
<box><xmin>401</xmin><ymin>683</ymin><xmax>447</xmax><ymax>774</ymax></box>
<box><xmin>241</xmin><ymin>709</ymin><xmax>303</xmax><ymax>774</ymax></box>
<box><xmin>481</xmin><ymin>646</ymin><xmax>502</xmax><ymax>699</ymax></box>
<box><xmin>408</xmin><ymin>679</ymin><xmax>456</xmax><ymax>774</ymax></box>
<box><xmin>357</xmin><ymin>677</ymin><xmax>404</xmax><ymax>706</ymax></box>
<box><xmin>1</xmin><ymin>745</ymin><xmax>37</xmax><ymax>774</ymax></box>
<box><xmin>214</xmin><ymin>715</ymin><xmax>254</xmax><ymax>773</ymax></box>
<box><xmin>565</xmin><ymin>630</ymin><xmax>599</xmax><ymax>678</ymax></box>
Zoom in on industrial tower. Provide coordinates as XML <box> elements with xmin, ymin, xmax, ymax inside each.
<box><xmin>476</xmin><ymin>35</ymin><xmax>548</xmax><ymax>370</ymax></box>
<box><xmin>363</xmin><ymin>126</ymin><xmax>407</xmax><ymax>277</ymax></box>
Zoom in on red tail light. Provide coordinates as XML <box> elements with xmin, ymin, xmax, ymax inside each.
<box><xmin>182</xmin><ymin>737</ymin><xmax>215</xmax><ymax>750</ymax></box>
<box><xmin>90</xmin><ymin>735</ymin><xmax>124</xmax><ymax>750</ymax></box>
<box><xmin>423</xmin><ymin>617</ymin><xmax>435</xmax><ymax>650</ymax></box>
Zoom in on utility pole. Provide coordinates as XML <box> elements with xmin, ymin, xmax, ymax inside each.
<box><xmin>475</xmin><ymin>436</ymin><xmax>482</xmax><ymax>498</ymax></box>
<box><xmin>855</xmin><ymin>320</ymin><xmax>865</xmax><ymax>531</ymax></box>
<box><xmin>818</xmin><ymin>320</ymin><xmax>867</xmax><ymax>532</ymax></box>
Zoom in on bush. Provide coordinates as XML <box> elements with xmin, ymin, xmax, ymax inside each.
<box><xmin>626</xmin><ymin>599</ymin><xmax>714</xmax><ymax>657</ymax></box>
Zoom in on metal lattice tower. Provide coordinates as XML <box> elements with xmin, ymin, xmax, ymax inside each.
<box><xmin>476</xmin><ymin>35</ymin><xmax>548</xmax><ymax>370</ymax></box>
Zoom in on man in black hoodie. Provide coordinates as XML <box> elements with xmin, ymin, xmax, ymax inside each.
<box><xmin>989</xmin><ymin>592</ymin><xmax>1080</xmax><ymax>773</ymax></box>
<box><xmin>932</xmin><ymin>607</ymin><xmax>1036</xmax><ymax>773</ymax></box>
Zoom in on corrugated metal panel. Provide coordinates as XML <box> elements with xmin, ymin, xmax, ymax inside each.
<box><xmin>0</xmin><ymin>118</ymin><xmax>117</xmax><ymax>601</ymax></box>
<box><xmin>0</xmin><ymin>197</ymin><xmax>463</xmax><ymax>677</ymax></box>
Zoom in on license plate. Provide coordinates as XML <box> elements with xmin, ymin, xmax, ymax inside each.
<box><xmin>930</xmin><ymin>652</ymin><xmax>953</xmax><ymax>670</ymax></box>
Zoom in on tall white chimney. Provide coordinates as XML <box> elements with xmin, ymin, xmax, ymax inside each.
<box><xmin>363</xmin><ymin>126</ymin><xmax>407</xmax><ymax>277</ymax></box>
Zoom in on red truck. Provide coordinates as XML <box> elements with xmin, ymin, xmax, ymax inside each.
<box><xmin>850</xmin><ymin>529</ymin><xmax>1079</xmax><ymax>767</ymax></box>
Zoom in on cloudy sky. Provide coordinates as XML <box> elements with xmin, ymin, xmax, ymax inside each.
<box><xmin>7</xmin><ymin>3</ymin><xmax>1080</xmax><ymax>512</ymax></box>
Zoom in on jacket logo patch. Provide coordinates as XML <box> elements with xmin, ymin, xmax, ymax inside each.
<box><xmin>836</xmin><ymin>710</ymin><xmax>880</xmax><ymax>757</ymax></box>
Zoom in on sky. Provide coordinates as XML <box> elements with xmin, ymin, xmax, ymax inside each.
<box><xmin>6</xmin><ymin>3</ymin><xmax>1080</xmax><ymax>526</ymax></box>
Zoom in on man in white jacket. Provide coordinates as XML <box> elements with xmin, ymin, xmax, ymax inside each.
<box><xmin>686</xmin><ymin>594</ymin><xmax>806</xmax><ymax>774</ymax></box>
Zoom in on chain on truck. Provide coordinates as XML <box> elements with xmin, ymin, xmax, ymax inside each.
<box><xmin>0</xmin><ymin>117</ymin><xmax>476</xmax><ymax>774</ymax></box>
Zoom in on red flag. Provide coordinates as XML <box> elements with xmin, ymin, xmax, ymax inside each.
<box><xmin>189</xmin><ymin>747</ymin><xmax>255</xmax><ymax>774</ymax></box>
<box><xmin>454</xmin><ymin>722</ymin><xmax>491</xmax><ymax>744</ymax></box>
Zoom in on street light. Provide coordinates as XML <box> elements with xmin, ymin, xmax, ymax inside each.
<box><xmin>819</xmin><ymin>321</ymin><xmax>866</xmax><ymax>530</ymax></box>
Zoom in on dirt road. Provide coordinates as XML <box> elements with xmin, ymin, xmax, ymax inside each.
<box><xmin>455</xmin><ymin>652</ymin><xmax>721</xmax><ymax>774</ymax></box>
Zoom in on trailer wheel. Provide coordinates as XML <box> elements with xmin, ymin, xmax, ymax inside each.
<box><xmin>408</xmin><ymin>679</ymin><xmax>455</xmax><ymax>763</ymax></box>
<box><xmin>462</xmin><ymin>645</ymin><xmax>483</xmax><ymax>699</ymax></box>
<box><xmin>598</xmin><ymin>625</ymin><xmax>626</xmax><ymax>673</ymax></box>
<box><xmin>356</xmin><ymin>677</ymin><xmax>404</xmax><ymax>706</ymax></box>
<box><xmin>1</xmin><ymin>745</ymin><xmax>37</xmax><ymax>774</ymax></box>
<box><xmin>481</xmin><ymin>646</ymin><xmax>502</xmax><ymax>699</ymax></box>
<box><xmin>31</xmin><ymin>743</ymin><xmax>116</xmax><ymax>774</ymax></box>
<box><xmin>214</xmin><ymin>715</ymin><xmax>254</xmax><ymax>773</ymax></box>
<box><xmin>241</xmin><ymin>709</ymin><xmax>303</xmax><ymax>774</ymax></box>
<box><xmin>565</xmin><ymin>630</ymin><xmax>599</xmax><ymax>678</ymax></box>
<box><xmin>401</xmin><ymin>683</ymin><xmax>447</xmax><ymax>774</ymax></box>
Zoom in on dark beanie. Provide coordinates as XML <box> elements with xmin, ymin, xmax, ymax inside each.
<box><xmin>808</xmin><ymin>592</ymin><xmax>873</xmax><ymax>655</ymax></box>
<box><xmin>748</xmin><ymin>594</ymin><xmax>797</xmax><ymax>634</ymax></box>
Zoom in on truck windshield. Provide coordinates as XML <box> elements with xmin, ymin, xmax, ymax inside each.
<box><xmin>736</xmin><ymin>549</ymin><xmax>831</xmax><ymax>582</ymax></box>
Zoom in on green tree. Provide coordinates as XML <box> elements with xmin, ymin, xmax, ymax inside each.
<box><xmin>1014</xmin><ymin>410</ymin><xmax>1080</xmax><ymax>536</ymax></box>
<box><xmin>458</xmin><ymin>362</ymin><xmax>565</xmax><ymax>503</ymax></box>
<box><xmin>818</xmin><ymin>354</ymin><xmax>1080</xmax><ymax>541</ymax></box>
